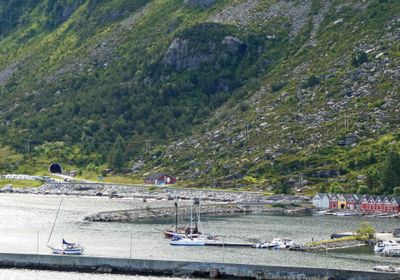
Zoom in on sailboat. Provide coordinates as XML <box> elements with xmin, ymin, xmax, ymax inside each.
<box><xmin>164</xmin><ymin>199</ymin><xmax>201</xmax><ymax>239</ymax></box>
<box><xmin>170</xmin><ymin>198</ymin><xmax>209</xmax><ymax>246</ymax></box>
<box><xmin>47</xmin><ymin>198</ymin><xmax>84</xmax><ymax>255</ymax></box>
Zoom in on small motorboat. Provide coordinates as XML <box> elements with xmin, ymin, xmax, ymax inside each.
<box><xmin>380</xmin><ymin>246</ymin><xmax>400</xmax><ymax>257</ymax></box>
<box><xmin>254</xmin><ymin>238</ymin><xmax>294</xmax><ymax>249</ymax></box>
<box><xmin>374</xmin><ymin>240</ymin><xmax>399</xmax><ymax>253</ymax></box>
<box><xmin>48</xmin><ymin>239</ymin><xmax>84</xmax><ymax>255</ymax></box>
<box><xmin>373</xmin><ymin>265</ymin><xmax>398</xmax><ymax>272</ymax></box>
<box><xmin>330</xmin><ymin>232</ymin><xmax>356</xmax><ymax>239</ymax></box>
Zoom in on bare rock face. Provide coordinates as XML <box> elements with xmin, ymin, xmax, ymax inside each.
<box><xmin>222</xmin><ymin>36</ymin><xmax>244</xmax><ymax>53</ymax></box>
<box><xmin>183</xmin><ymin>0</ymin><xmax>215</xmax><ymax>8</ymax></box>
<box><xmin>163</xmin><ymin>35</ymin><xmax>246</xmax><ymax>70</ymax></box>
<box><xmin>162</xmin><ymin>38</ymin><xmax>213</xmax><ymax>70</ymax></box>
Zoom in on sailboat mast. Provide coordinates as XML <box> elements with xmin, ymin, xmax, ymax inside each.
<box><xmin>174</xmin><ymin>199</ymin><xmax>178</xmax><ymax>232</ymax></box>
<box><xmin>47</xmin><ymin>198</ymin><xmax>64</xmax><ymax>244</ymax></box>
<box><xmin>190</xmin><ymin>202</ymin><xmax>193</xmax><ymax>237</ymax></box>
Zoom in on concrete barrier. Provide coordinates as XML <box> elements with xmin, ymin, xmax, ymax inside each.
<box><xmin>0</xmin><ymin>253</ymin><xmax>397</xmax><ymax>279</ymax></box>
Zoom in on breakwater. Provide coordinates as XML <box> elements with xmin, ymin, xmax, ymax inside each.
<box><xmin>0</xmin><ymin>253</ymin><xmax>396</xmax><ymax>280</ymax></box>
<box><xmin>84</xmin><ymin>204</ymin><xmax>309</xmax><ymax>222</ymax></box>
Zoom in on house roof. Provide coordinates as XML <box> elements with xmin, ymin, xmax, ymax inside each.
<box><xmin>146</xmin><ymin>173</ymin><xmax>172</xmax><ymax>180</ymax></box>
<box><xmin>392</xmin><ymin>197</ymin><xmax>400</xmax><ymax>204</ymax></box>
<box><xmin>315</xmin><ymin>193</ymin><xmax>327</xmax><ymax>199</ymax></box>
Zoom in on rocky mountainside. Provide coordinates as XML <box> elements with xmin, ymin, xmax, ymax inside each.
<box><xmin>0</xmin><ymin>0</ymin><xmax>399</xmax><ymax>193</ymax></box>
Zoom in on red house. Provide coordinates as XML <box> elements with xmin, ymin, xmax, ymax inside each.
<box><xmin>383</xmin><ymin>196</ymin><xmax>392</xmax><ymax>212</ymax></box>
<box><xmin>344</xmin><ymin>194</ymin><xmax>357</xmax><ymax>210</ymax></box>
<box><xmin>375</xmin><ymin>196</ymin><xmax>383</xmax><ymax>212</ymax></box>
<box><xmin>145</xmin><ymin>173</ymin><xmax>176</xmax><ymax>185</ymax></box>
<box><xmin>359</xmin><ymin>195</ymin><xmax>369</xmax><ymax>212</ymax></box>
<box><xmin>367</xmin><ymin>196</ymin><xmax>376</xmax><ymax>212</ymax></box>
<box><xmin>328</xmin><ymin>194</ymin><xmax>338</xmax><ymax>209</ymax></box>
<box><xmin>390</xmin><ymin>197</ymin><xmax>400</xmax><ymax>213</ymax></box>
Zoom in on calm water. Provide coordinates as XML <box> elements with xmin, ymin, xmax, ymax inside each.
<box><xmin>0</xmin><ymin>194</ymin><xmax>399</xmax><ymax>279</ymax></box>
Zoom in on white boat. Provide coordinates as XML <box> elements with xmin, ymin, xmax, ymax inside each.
<box><xmin>373</xmin><ymin>265</ymin><xmax>398</xmax><ymax>272</ymax></box>
<box><xmin>47</xmin><ymin>198</ymin><xmax>84</xmax><ymax>255</ymax></box>
<box><xmin>48</xmin><ymin>239</ymin><xmax>84</xmax><ymax>255</ymax></box>
<box><xmin>374</xmin><ymin>240</ymin><xmax>399</xmax><ymax>253</ymax></box>
<box><xmin>169</xmin><ymin>197</ymin><xmax>212</xmax><ymax>246</ymax></box>
<box><xmin>254</xmin><ymin>238</ymin><xmax>295</xmax><ymax>249</ymax></box>
<box><xmin>380</xmin><ymin>246</ymin><xmax>400</xmax><ymax>257</ymax></box>
<box><xmin>170</xmin><ymin>235</ymin><xmax>206</xmax><ymax>246</ymax></box>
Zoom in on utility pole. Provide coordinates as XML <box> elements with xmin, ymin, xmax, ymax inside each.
<box><xmin>299</xmin><ymin>173</ymin><xmax>303</xmax><ymax>189</ymax></box>
<box><xmin>27</xmin><ymin>136</ymin><xmax>31</xmax><ymax>155</ymax></box>
<box><xmin>145</xmin><ymin>140</ymin><xmax>151</xmax><ymax>153</ymax></box>
<box><xmin>344</xmin><ymin>115</ymin><xmax>349</xmax><ymax>132</ymax></box>
<box><xmin>245</xmin><ymin>124</ymin><xmax>250</xmax><ymax>142</ymax></box>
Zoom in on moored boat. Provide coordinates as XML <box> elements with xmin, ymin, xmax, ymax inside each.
<box><xmin>48</xmin><ymin>239</ymin><xmax>84</xmax><ymax>255</ymax></box>
<box><xmin>47</xmin><ymin>198</ymin><xmax>84</xmax><ymax>255</ymax></box>
<box><xmin>330</xmin><ymin>232</ymin><xmax>356</xmax><ymax>239</ymax></box>
<box><xmin>374</xmin><ymin>240</ymin><xmax>399</xmax><ymax>253</ymax></box>
<box><xmin>170</xmin><ymin>235</ymin><xmax>206</xmax><ymax>246</ymax></box>
<box><xmin>254</xmin><ymin>238</ymin><xmax>295</xmax><ymax>249</ymax></box>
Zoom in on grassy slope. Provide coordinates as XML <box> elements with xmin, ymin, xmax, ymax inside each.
<box><xmin>0</xmin><ymin>0</ymin><xmax>399</xmax><ymax>192</ymax></box>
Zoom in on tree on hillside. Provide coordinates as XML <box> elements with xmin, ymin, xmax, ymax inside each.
<box><xmin>329</xmin><ymin>182</ymin><xmax>344</xmax><ymax>194</ymax></box>
<box><xmin>366</xmin><ymin>169</ymin><xmax>379</xmax><ymax>194</ymax></box>
<box><xmin>108</xmin><ymin>135</ymin><xmax>125</xmax><ymax>172</ymax></box>
<box><xmin>381</xmin><ymin>149</ymin><xmax>400</xmax><ymax>194</ymax></box>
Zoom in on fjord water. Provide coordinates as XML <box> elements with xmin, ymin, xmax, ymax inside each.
<box><xmin>0</xmin><ymin>194</ymin><xmax>399</xmax><ymax>279</ymax></box>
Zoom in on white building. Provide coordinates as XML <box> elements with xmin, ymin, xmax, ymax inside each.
<box><xmin>312</xmin><ymin>193</ymin><xmax>330</xmax><ymax>209</ymax></box>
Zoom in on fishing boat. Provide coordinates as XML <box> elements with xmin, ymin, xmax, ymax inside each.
<box><xmin>163</xmin><ymin>199</ymin><xmax>202</xmax><ymax>239</ymax></box>
<box><xmin>169</xmin><ymin>197</ymin><xmax>209</xmax><ymax>246</ymax></box>
<box><xmin>164</xmin><ymin>226</ymin><xmax>201</xmax><ymax>239</ymax></box>
<box><xmin>47</xmin><ymin>198</ymin><xmax>84</xmax><ymax>255</ymax></box>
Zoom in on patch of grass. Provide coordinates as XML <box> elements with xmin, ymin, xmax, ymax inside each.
<box><xmin>0</xmin><ymin>179</ymin><xmax>42</xmax><ymax>188</ymax></box>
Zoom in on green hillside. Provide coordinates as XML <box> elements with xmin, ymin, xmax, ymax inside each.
<box><xmin>0</xmin><ymin>0</ymin><xmax>400</xmax><ymax>194</ymax></box>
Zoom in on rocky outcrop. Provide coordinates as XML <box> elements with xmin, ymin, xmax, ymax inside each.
<box><xmin>209</xmin><ymin>0</ymin><xmax>312</xmax><ymax>37</ymax></box>
<box><xmin>162</xmin><ymin>35</ymin><xmax>246</xmax><ymax>70</ymax></box>
<box><xmin>162</xmin><ymin>38</ymin><xmax>212</xmax><ymax>70</ymax></box>
<box><xmin>0</xmin><ymin>63</ymin><xmax>18</xmax><ymax>86</ymax></box>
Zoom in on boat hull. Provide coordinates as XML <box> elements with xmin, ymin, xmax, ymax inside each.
<box><xmin>170</xmin><ymin>238</ymin><xmax>206</xmax><ymax>246</ymax></box>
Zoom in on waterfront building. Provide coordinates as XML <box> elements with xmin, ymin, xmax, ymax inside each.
<box><xmin>337</xmin><ymin>194</ymin><xmax>347</xmax><ymax>209</ymax></box>
<box><xmin>344</xmin><ymin>194</ymin><xmax>358</xmax><ymax>210</ymax></box>
<box><xmin>390</xmin><ymin>197</ymin><xmax>400</xmax><ymax>213</ymax></box>
<box><xmin>328</xmin><ymin>194</ymin><xmax>338</xmax><ymax>209</ymax></box>
<box><xmin>359</xmin><ymin>195</ymin><xmax>369</xmax><ymax>211</ymax></box>
<box><xmin>314</xmin><ymin>193</ymin><xmax>400</xmax><ymax>213</ymax></box>
<box><xmin>312</xmin><ymin>193</ymin><xmax>329</xmax><ymax>208</ymax></box>
<box><xmin>145</xmin><ymin>173</ymin><xmax>176</xmax><ymax>185</ymax></box>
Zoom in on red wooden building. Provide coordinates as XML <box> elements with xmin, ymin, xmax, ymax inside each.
<box><xmin>328</xmin><ymin>194</ymin><xmax>338</xmax><ymax>209</ymax></box>
<box><xmin>145</xmin><ymin>173</ymin><xmax>176</xmax><ymax>185</ymax></box>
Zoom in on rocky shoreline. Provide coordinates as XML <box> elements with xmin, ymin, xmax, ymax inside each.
<box><xmin>0</xmin><ymin>182</ymin><xmax>310</xmax><ymax>204</ymax></box>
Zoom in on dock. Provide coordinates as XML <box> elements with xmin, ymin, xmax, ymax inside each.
<box><xmin>205</xmin><ymin>242</ymin><xmax>255</xmax><ymax>248</ymax></box>
<box><xmin>0</xmin><ymin>253</ymin><xmax>397</xmax><ymax>279</ymax></box>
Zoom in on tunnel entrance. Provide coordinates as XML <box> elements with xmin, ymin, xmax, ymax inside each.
<box><xmin>49</xmin><ymin>163</ymin><xmax>63</xmax><ymax>174</ymax></box>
